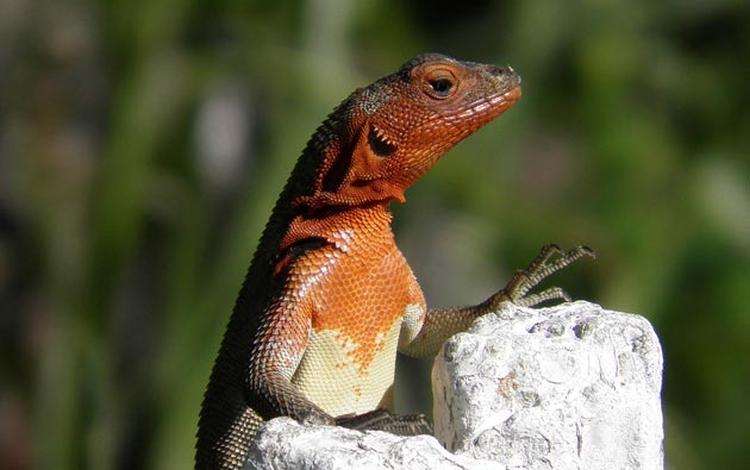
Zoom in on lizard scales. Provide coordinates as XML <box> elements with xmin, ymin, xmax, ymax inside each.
<box><xmin>196</xmin><ymin>53</ymin><xmax>592</xmax><ymax>469</ymax></box>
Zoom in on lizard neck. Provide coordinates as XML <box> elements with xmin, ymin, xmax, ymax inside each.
<box><xmin>242</xmin><ymin>98</ymin><xmax>350</xmax><ymax>282</ymax></box>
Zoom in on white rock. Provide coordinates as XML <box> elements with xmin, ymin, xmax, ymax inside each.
<box><xmin>433</xmin><ymin>301</ymin><xmax>663</xmax><ymax>470</ymax></box>
<box><xmin>246</xmin><ymin>301</ymin><xmax>663</xmax><ymax>470</ymax></box>
<box><xmin>245</xmin><ymin>417</ymin><xmax>504</xmax><ymax>470</ymax></box>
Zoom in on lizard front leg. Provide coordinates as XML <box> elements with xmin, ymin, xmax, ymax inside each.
<box><xmin>487</xmin><ymin>244</ymin><xmax>595</xmax><ymax>308</ymax></box>
<box><xmin>335</xmin><ymin>408</ymin><xmax>432</xmax><ymax>435</ymax></box>
<box><xmin>248</xmin><ymin>300</ymin><xmax>432</xmax><ymax>439</ymax></box>
<box><xmin>246</xmin><ymin>296</ymin><xmax>335</xmax><ymax>427</ymax></box>
<box><xmin>399</xmin><ymin>244</ymin><xmax>595</xmax><ymax>358</ymax></box>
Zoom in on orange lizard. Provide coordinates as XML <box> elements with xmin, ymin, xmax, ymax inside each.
<box><xmin>195</xmin><ymin>53</ymin><xmax>594</xmax><ymax>469</ymax></box>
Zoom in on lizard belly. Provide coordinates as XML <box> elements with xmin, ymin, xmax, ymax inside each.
<box><xmin>292</xmin><ymin>316</ymin><xmax>402</xmax><ymax>416</ymax></box>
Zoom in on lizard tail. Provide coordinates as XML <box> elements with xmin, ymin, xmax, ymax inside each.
<box><xmin>196</xmin><ymin>398</ymin><xmax>263</xmax><ymax>469</ymax></box>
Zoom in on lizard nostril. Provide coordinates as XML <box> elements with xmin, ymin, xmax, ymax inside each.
<box><xmin>486</xmin><ymin>65</ymin><xmax>505</xmax><ymax>75</ymax></box>
<box><xmin>492</xmin><ymin>65</ymin><xmax>521</xmax><ymax>88</ymax></box>
<box><xmin>486</xmin><ymin>64</ymin><xmax>519</xmax><ymax>81</ymax></box>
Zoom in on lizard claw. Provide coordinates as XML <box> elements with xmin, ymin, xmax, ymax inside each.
<box><xmin>336</xmin><ymin>409</ymin><xmax>432</xmax><ymax>436</ymax></box>
<box><xmin>298</xmin><ymin>408</ymin><xmax>336</xmax><ymax>427</ymax></box>
<box><xmin>488</xmin><ymin>244</ymin><xmax>595</xmax><ymax>310</ymax></box>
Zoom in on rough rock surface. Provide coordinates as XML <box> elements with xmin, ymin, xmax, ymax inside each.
<box><xmin>433</xmin><ymin>301</ymin><xmax>663</xmax><ymax>469</ymax></box>
<box><xmin>246</xmin><ymin>301</ymin><xmax>663</xmax><ymax>470</ymax></box>
<box><xmin>244</xmin><ymin>417</ymin><xmax>504</xmax><ymax>470</ymax></box>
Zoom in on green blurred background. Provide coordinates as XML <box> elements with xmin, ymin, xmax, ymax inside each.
<box><xmin>1</xmin><ymin>0</ymin><xmax>748</xmax><ymax>468</ymax></box>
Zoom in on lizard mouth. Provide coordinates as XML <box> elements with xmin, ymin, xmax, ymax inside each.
<box><xmin>502</xmin><ymin>85</ymin><xmax>522</xmax><ymax>103</ymax></box>
<box><xmin>489</xmin><ymin>85</ymin><xmax>522</xmax><ymax>112</ymax></box>
<box><xmin>441</xmin><ymin>85</ymin><xmax>522</xmax><ymax>126</ymax></box>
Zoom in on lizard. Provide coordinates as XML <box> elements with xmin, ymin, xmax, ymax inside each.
<box><xmin>195</xmin><ymin>53</ymin><xmax>594</xmax><ymax>469</ymax></box>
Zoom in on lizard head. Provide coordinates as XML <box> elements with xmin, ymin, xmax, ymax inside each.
<box><xmin>304</xmin><ymin>53</ymin><xmax>521</xmax><ymax>209</ymax></box>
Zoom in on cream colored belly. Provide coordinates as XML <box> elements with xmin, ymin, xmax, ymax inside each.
<box><xmin>292</xmin><ymin>319</ymin><xmax>402</xmax><ymax>416</ymax></box>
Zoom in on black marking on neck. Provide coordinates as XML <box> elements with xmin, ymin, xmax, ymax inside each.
<box><xmin>321</xmin><ymin>139</ymin><xmax>355</xmax><ymax>193</ymax></box>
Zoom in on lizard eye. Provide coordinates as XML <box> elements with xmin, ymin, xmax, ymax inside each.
<box><xmin>421</xmin><ymin>68</ymin><xmax>458</xmax><ymax>99</ymax></box>
<box><xmin>429</xmin><ymin>78</ymin><xmax>453</xmax><ymax>96</ymax></box>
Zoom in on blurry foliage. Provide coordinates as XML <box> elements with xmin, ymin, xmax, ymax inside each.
<box><xmin>0</xmin><ymin>0</ymin><xmax>748</xmax><ymax>469</ymax></box>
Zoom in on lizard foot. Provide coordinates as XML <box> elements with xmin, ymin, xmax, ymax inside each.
<box><xmin>335</xmin><ymin>409</ymin><xmax>432</xmax><ymax>436</ymax></box>
<box><xmin>297</xmin><ymin>407</ymin><xmax>336</xmax><ymax>427</ymax></box>
<box><xmin>489</xmin><ymin>244</ymin><xmax>595</xmax><ymax>309</ymax></box>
